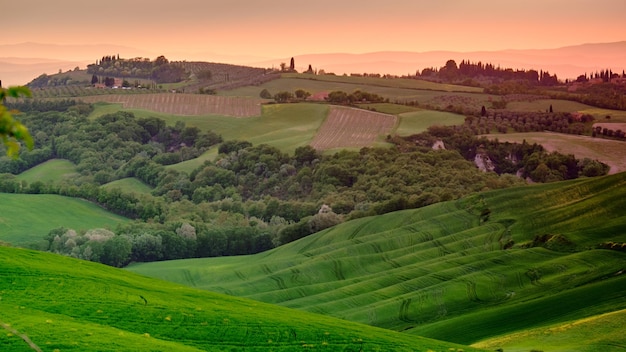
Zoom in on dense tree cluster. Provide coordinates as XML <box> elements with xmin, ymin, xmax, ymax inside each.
<box><xmin>418</xmin><ymin>60</ymin><xmax>559</xmax><ymax>86</ymax></box>
<box><xmin>0</xmin><ymin>106</ymin><xmax>221</xmax><ymax>177</ymax></box>
<box><xmin>397</xmin><ymin>125</ymin><xmax>609</xmax><ymax>182</ymax></box>
<box><xmin>575</xmin><ymin>69</ymin><xmax>626</xmax><ymax>83</ymax></box>
<box><xmin>44</xmin><ymin>222</ymin><xmax>274</xmax><ymax>267</ymax></box>
<box><xmin>559</xmin><ymin>83</ymin><xmax>626</xmax><ymax>110</ymax></box>
<box><xmin>464</xmin><ymin>109</ymin><xmax>593</xmax><ymax>135</ymax></box>
<box><xmin>325</xmin><ymin>90</ymin><xmax>387</xmax><ymax>104</ymax></box>
<box><xmin>86</xmin><ymin>55</ymin><xmax>187</xmax><ymax>83</ymax></box>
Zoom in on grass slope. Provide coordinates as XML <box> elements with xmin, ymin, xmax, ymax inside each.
<box><xmin>0</xmin><ymin>246</ymin><xmax>486</xmax><ymax>352</ymax></box>
<box><xmin>101</xmin><ymin>177</ymin><xmax>153</xmax><ymax>195</ymax></box>
<box><xmin>473</xmin><ymin>308</ymin><xmax>626</xmax><ymax>352</ymax></box>
<box><xmin>225</xmin><ymin>77</ymin><xmax>489</xmax><ymax>107</ymax></box>
<box><xmin>396</xmin><ymin>110</ymin><xmax>466</xmax><ymax>135</ymax></box>
<box><xmin>128</xmin><ymin>173</ymin><xmax>626</xmax><ymax>350</ymax></box>
<box><xmin>0</xmin><ymin>193</ymin><xmax>129</xmax><ymax>245</ymax></box>
<box><xmin>15</xmin><ymin>159</ymin><xmax>78</xmax><ymax>184</ymax></box>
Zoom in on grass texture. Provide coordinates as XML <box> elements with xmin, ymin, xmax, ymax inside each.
<box><xmin>0</xmin><ymin>246</ymin><xmax>486</xmax><ymax>351</ymax></box>
<box><xmin>129</xmin><ymin>172</ymin><xmax>626</xmax><ymax>350</ymax></box>
<box><xmin>0</xmin><ymin>193</ymin><xmax>129</xmax><ymax>245</ymax></box>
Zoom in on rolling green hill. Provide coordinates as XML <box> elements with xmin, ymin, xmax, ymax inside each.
<box><xmin>0</xmin><ymin>246</ymin><xmax>486</xmax><ymax>351</ymax></box>
<box><xmin>128</xmin><ymin>172</ymin><xmax>626</xmax><ymax>350</ymax></box>
<box><xmin>0</xmin><ymin>193</ymin><xmax>129</xmax><ymax>245</ymax></box>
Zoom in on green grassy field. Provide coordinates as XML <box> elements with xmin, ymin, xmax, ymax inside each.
<box><xmin>396</xmin><ymin>110</ymin><xmax>466</xmax><ymax>135</ymax></box>
<box><xmin>473</xmin><ymin>309</ymin><xmax>626</xmax><ymax>352</ymax></box>
<box><xmin>0</xmin><ymin>246</ymin><xmax>486</xmax><ymax>352</ymax></box>
<box><xmin>483</xmin><ymin>132</ymin><xmax>626</xmax><ymax>174</ymax></box>
<box><xmin>101</xmin><ymin>177</ymin><xmax>153</xmax><ymax>194</ymax></box>
<box><xmin>279</xmin><ymin>73</ymin><xmax>485</xmax><ymax>92</ymax></box>
<box><xmin>507</xmin><ymin>99</ymin><xmax>626</xmax><ymax>120</ymax></box>
<box><xmin>225</xmin><ymin>77</ymin><xmax>489</xmax><ymax>105</ymax></box>
<box><xmin>128</xmin><ymin>172</ymin><xmax>626</xmax><ymax>350</ymax></box>
<box><xmin>165</xmin><ymin>148</ymin><xmax>218</xmax><ymax>174</ymax></box>
<box><xmin>507</xmin><ymin>99</ymin><xmax>596</xmax><ymax>113</ymax></box>
<box><xmin>89</xmin><ymin>102</ymin><xmax>329</xmax><ymax>155</ymax></box>
<box><xmin>15</xmin><ymin>159</ymin><xmax>78</xmax><ymax>184</ymax></box>
<box><xmin>0</xmin><ymin>193</ymin><xmax>129</xmax><ymax>245</ymax></box>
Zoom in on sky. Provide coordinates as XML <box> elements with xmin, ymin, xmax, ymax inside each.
<box><xmin>3</xmin><ymin>0</ymin><xmax>626</xmax><ymax>60</ymax></box>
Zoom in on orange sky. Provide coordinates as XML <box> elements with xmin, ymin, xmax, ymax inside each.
<box><xmin>2</xmin><ymin>0</ymin><xmax>626</xmax><ymax>61</ymax></box>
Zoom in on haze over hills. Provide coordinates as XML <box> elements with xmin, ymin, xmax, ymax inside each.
<box><xmin>1</xmin><ymin>41</ymin><xmax>625</xmax><ymax>86</ymax></box>
<box><xmin>265</xmin><ymin>41</ymin><xmax>626</xmax><ymax>79</ymax></box>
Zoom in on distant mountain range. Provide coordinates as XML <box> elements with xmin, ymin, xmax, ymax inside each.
<box><xmin>1</xmin><ymin>41</ymin><xmax>625</xmax><ymax>86</ymax></box>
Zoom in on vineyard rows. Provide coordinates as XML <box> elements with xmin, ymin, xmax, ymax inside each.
<box><xmin>176</xmin><ymin>61</ymin><xmax>280</xmax><ymax>92</ymax></box>
<box><xmin>79</xmin><ymin>93</ymin><xmax>263</xmax><ymax>117</ymax></box>
<box><xmin>310</xmin><ymin>106</ymin><xmax>398</xmax><ymax>150</ymax></box>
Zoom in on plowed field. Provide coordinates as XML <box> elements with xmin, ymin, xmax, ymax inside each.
<box><xmin>310</xmin><ymin>106</ymin><xmax>397</xmax><ymax>150</ymax></box>
<box><xmin>80</xmin><ymin>93</ymin><xmax>263</xmax><ymax>117</ymax></box>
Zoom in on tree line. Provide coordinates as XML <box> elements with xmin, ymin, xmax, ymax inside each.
<box><xmin>418</xmin><ymin>59</ymin><xmax>559</xmax><ymax>86</ymax></box>
<box><xmin>86</xmin><ymin>55</ymin><xmax>187</xmax><ymax>83</ymax></box>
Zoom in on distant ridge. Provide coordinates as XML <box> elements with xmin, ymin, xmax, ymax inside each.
<box><xmin>254</xmin><ymin>41</ymin><xmax>626</xmax><ymax>80</ymax></box>
<box><xmin>2</xmin><ymin>41</ymin><xmax>625</xmax><ymax>86</ymax></box>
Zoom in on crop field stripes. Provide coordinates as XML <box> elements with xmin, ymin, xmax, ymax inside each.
<box><xmin>269</xmin><ymin>275</ymin><xmax>287</xmax><ymax>290</ymax></box>
<box><xmin>234</xmin><ymin>270</ymin><xmax>248</xmax><ymax>281</ymax></box>
<box><xmin>310</xmin><ymin>106</ymin><xmax>398</xmax><ymax>150</ymax></box>
<box><xmin>79</xmin><ymin>93</ymin><xmax>263</xmax><ymax>117</ymax></box>
<box><xmin>347</xmin><ymin>221</ymin><xmax>372</xmax><ymax>240</ymax></box>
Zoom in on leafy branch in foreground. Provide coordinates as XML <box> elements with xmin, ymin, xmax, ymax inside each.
<box><xmin>0</xmin><ymin>86</ymin><xmax>34</xmax><ymax>157</ymax></box>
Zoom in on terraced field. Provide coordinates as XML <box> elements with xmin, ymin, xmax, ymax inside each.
<box><xmin>310</xmin><ymin>106</ymin><xmax>397</xmax><ymax>150</ymax></box>
<box><xmin>129</xmin><ymin>172</ymin><xmax>626</xmax><ymax>349</ymax></box>
<box><xmin>80</xmin><ymin>93</ymin><xmax>263</xmax><ymax>117</ymax></box>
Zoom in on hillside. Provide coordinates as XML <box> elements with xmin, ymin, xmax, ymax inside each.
<box><xmin>128</xmin><ymin>172</ymin><xmax>626</xmax><ymax>350</ymax></box>
<box><xmin>0</xmin><ymin>245</ymin><xmax>486</xmax><ymax>351</ymax></box>
<box><xmin>0</xmin><ymin>193</ymin><xmax>129</xmax><ymax>246</ymax></box>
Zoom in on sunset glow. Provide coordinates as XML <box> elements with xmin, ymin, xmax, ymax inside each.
<box><xmin>4</xmin><ymin>0</ymin><xmax>626</xmax><ymax>58</ymax></box>
<box><xmin>1</xmin><ymin>0</ymin><xmax>626</xmax><ymax>86</ymax></box>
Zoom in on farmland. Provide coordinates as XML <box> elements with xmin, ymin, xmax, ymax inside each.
<box><xmin>310</xmin><ymin>106</ymin><xmax>398</xmax><ymax>150</ymax></box>
<box><xmin>14</xmin><ymin>159</ymin><xmax>78</xmax><ymax>184</ymax></box>
<box><xmin>483</xmin><ymin>132</ymin><xmax>626</xmax><ymax>174</ymax></box>
<box><xmin>5</xmin><ymin>59</ymin><xmax>626</xmax><ymax>351</ymax></box>
<box><xmin>79</xmin><ymin>93</ymin><xmax>263</xmax><ymax>117</ymax></box>
<box><xmin>128</xmin><ymin>172</ymin><xmax>626</xmax><ymax>349</ymax></box>
<box><xmin>396</xmin><ymin>110</ymin><xmax>466</xmax><ymax>135</ymax></box>
<box><xmin>0</xmin><ymin>246</ymin><xmax>486</xmax><ymax>351</ymax></box>
<box><xmin>0</xmin><ymin>193</ymin><xmax>128</xmax><ymax>245</ymax></box>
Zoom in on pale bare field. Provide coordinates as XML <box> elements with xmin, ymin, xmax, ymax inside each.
<box><xmin>80</xmin><ymin>93</ymin><xmax>263</xmax><ymax>117</ymax></box>
<box><xmin>310</xmin><ymin>106</ymin><xmax>397</xmax><ymax>150</ymax></box>
<box><xmin>484</xmin><ymin>132</ymin><xmax>626</xmax><ymax>174</ymax></box>
<box><xmin>592</xmin><ymin>122</ymin><xmax>626</xmax><ymax>131</ymax></box>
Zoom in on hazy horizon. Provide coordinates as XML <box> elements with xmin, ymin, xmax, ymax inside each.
<box><xmin>3</xmin><ymin>0</ymin><xmax>626</xmax><ymax>58</ymax></box>
<box><xmin>2</xmin><ymin>0</ymin><xmax>626</xmax><ymax>86</ymax></box>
